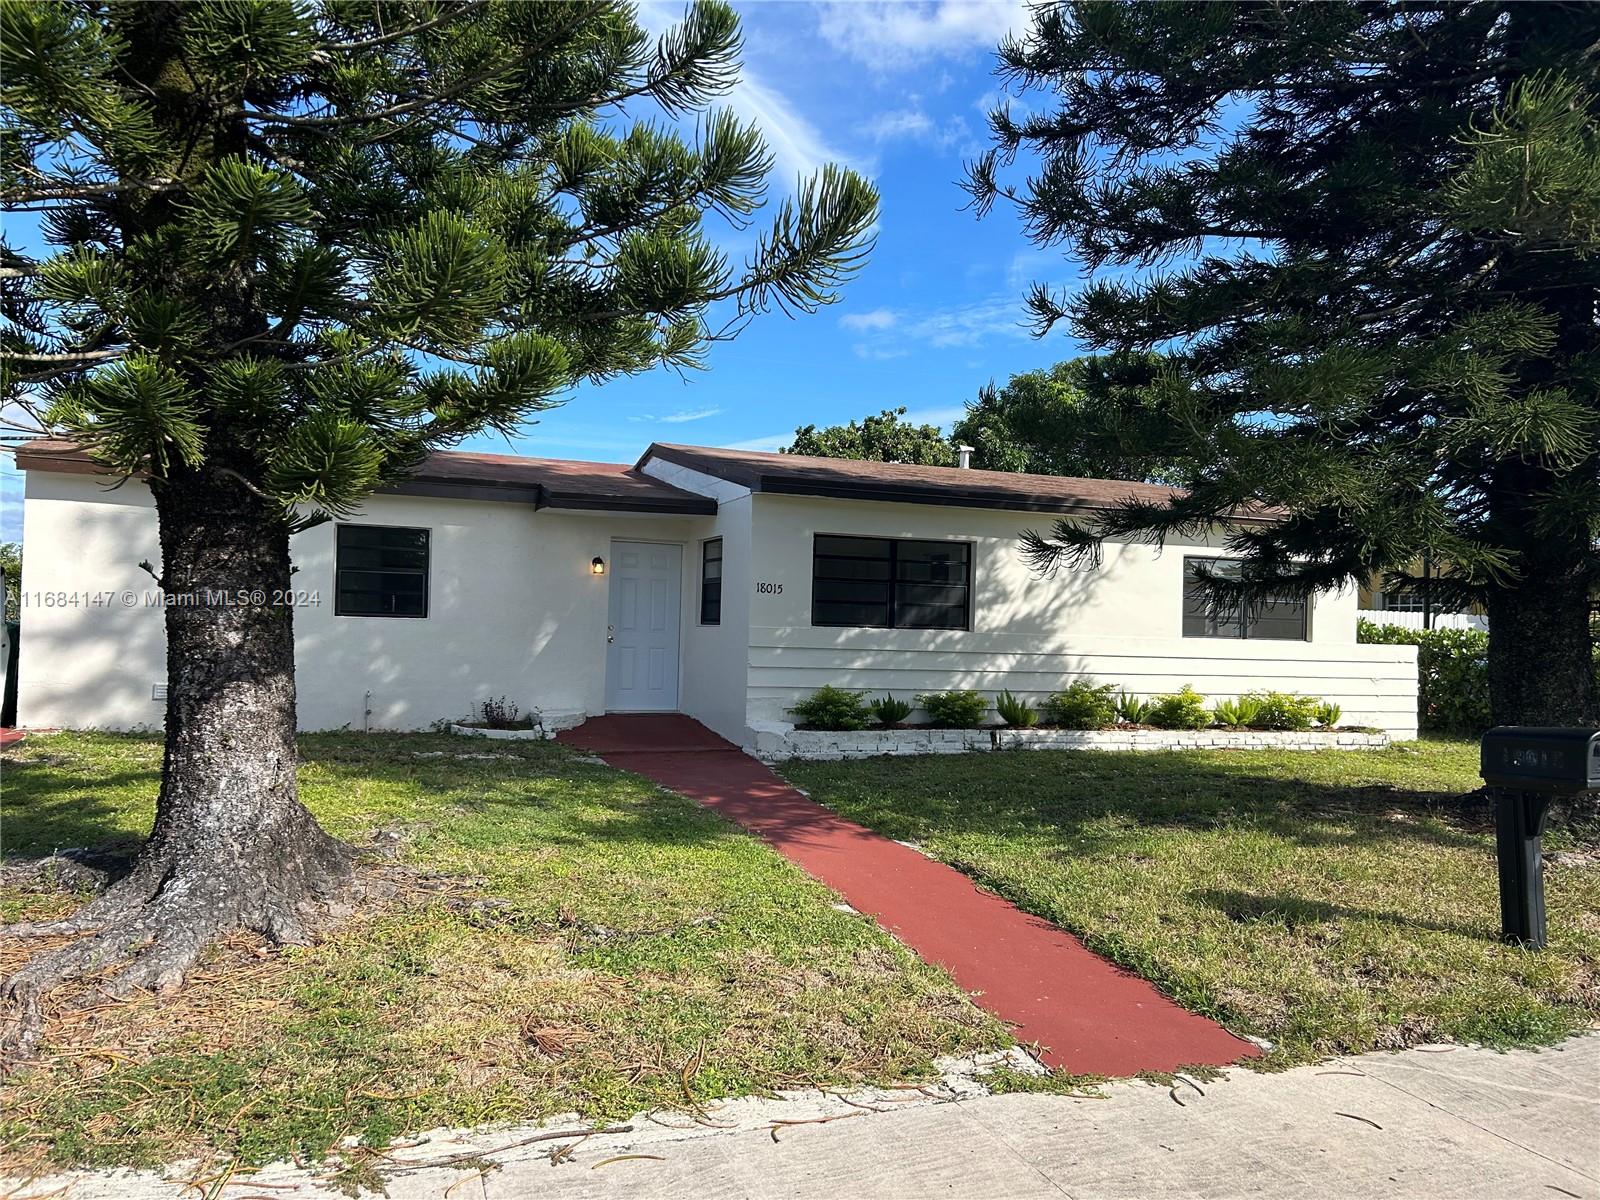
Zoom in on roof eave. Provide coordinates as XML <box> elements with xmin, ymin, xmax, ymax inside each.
<box><xmin>641</xmin><ymin>445</ymin><xmax>1276</xmax><ymax>524</ymax></box>
<box><xmin>540</xmin><ymin>490</ymin><xmax>717</xmax><ymax>516</ymax></box>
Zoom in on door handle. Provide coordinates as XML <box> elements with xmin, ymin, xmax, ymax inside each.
<box><xmin>607</xmin><ymin>624</ymin><xmax>614</xmax><ymax>643</ymax></box>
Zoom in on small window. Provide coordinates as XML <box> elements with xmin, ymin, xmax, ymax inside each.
<box><xmin>336</xmin><ymin>525</ymin><xmax>429</xmax><ymax>617</ymax></box>
<box><xmin>700</xmin><ymin>538</ymin><xmax>723</xmax><ymax>625</ymax></box>
<box><xmin>812</xmin><ymin>535</ymin><xmax>971</xmax><ymax>630</ymax></box>
<box><xmin>1381</xmin><ymin>589</ymin><xmax>1459</xmax><ymax>615</ymax></box>
<box><xmin>1182</xmin><ymin>557</ymin><xmax>1306</xmax><ymax>640</ymax></box>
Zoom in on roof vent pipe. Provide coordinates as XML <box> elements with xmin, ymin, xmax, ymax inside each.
<box><xmin>956</xmin><ymin>445</ymin><xmax>974</xmax><ymax>470</ymax></box>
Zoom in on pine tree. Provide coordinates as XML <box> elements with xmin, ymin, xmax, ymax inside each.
<box><xmin>968</xmin><ymin>1</ymin><xmax>1599</xmax><ymax>727</ymax></box>
<box><xmin>0</xmin><ymin>0</ymin><xmax>876</xmax><ymax>1054</ymax></box>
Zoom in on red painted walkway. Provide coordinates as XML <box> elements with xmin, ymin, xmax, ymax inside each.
<box><xmin>558</xmin><ymin>714</ymin><xmax>1258</xmax><ymax>1077</ymax></box>
<box><xmin>0</xmin><ymin>728</ymin><xmax>24</xmax><ymax>749</ymax></box>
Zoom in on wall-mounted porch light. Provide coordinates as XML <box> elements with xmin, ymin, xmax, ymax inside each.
<box><xmin>591</xmin><ymin>556</ymin><xmax>606</xmax><ymax>576</ymax></box>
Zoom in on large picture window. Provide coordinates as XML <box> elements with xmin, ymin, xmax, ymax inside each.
<box><xmin>700</xmin><ymin>538</ymin><xmax>723</xmax><ymax>625</ymax></box>
<box><xmin>812</xmin><ymin>534</ymin><xmax>971</xmax><ymax>630</ymax></box>
<box><xmin>335</xmin><ymin>525</ymin><xmax>430</xmax><ymax>617</ymax></box>
<box><xmin>1182</xmin><ymin>557</ymin><xmax>1306</xmax><ymax>640</ymax></box>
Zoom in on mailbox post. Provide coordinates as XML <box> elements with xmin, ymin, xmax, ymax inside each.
<box><xmin>1479</xmin><ymin>727</ymin><xmax>1600</xmax><ymax>949</ymax></box>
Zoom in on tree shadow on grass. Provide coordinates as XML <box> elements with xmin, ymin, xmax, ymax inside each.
<box><xmin>783</xmin><ymin>751</ymin><xmax>1506</xmax><ymax>860</ymax></box>
<box><xmin>1</xmin><ymin>734</ymin><xmax>735</xmax><ymax>867</ymax></box>
<box><xmin>0</xmin><ymin>768</ymin><xmax>157</xmax><ymax>859</ymax></box>
<box><xmin>1191</xmin><ymin>888</ymin><xmax>1489</xmax><ymax>940</ymax></box>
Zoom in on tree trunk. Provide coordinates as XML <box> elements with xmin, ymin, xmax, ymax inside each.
<box><xmin>1</xmin><ymin>465</ymin><xmax>355</xmax><ymax>1062</ymax></box>
<box><xmin>1485</xmin><ymin>538</ymin><xmax>1599</xmax><ymax>727</ymax></box>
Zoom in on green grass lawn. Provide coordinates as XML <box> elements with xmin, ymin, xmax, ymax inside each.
<box><xmin>782</xmin><ymin>739</ymin><xmax>1600</xmax><ymax>1068</ymax></box>
<box><xmin>0</xmin><ymin>732</ymin><xmax>1003</xmax><ymax>1174</ymax></box>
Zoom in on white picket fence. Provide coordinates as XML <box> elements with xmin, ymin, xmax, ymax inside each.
<box><xmin>1358</xmin><ymin>609</ymin><xmax>1488</xmax><ymax>633</ymax></box>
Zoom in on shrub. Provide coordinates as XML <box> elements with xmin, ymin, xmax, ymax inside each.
<box><xmin>1211</xmin><ymin>695</ymin><xmax>1265</xmax><ymax>728</ymax></box>
<box><xmin>1042</xmin><ymin>679</ymin><xmax>1118</xmax><ymax>729</ymax></box>
<box><xmin>790</xmin><ymin>685</ymin><xmax>870</xmax><ymax>731</ymax></box>
<box><xmin>1314</xmin><ymin>700</ymin><xmax>1343</xmax><ymax>727</ymax></box>
<box><xmin>868</xmin><ymin>693</ymin><xmax>914</xmax><ymax>726</ymax></box>
<box><xmin>995</xmin><ymin>689</ymin><xmax>1038</xmax><ymax>727</ymax></box>
<box><xmin>917</xmin><ymin>689</ymin><xmax>990</xmax><ymax>728</ymax></box>
<box><xmin>1243</xmin><ymin>691</ymin><xmax>1321</xmax><ymax>731</ymax></box>
<box><xmin>1146</xmin><ymin>686</ymin><xmax>1211</xmax><ymax>730</ymax></box>
<box><xmin>1358</xmin><ymin>619</ymin><xmax>1490</xmax><ymax>732</ymax></box>
<box><xmin>1115</xmin><ymin>691</ymin><xmax>1152</xmax><ymax>725</ymax></box>
<box><xmin>478</xmin><ymin>696</ymin><xmax>532</xmax><ymax>729</ymax></box>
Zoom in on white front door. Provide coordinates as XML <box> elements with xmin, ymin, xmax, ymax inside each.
<box><xmin>605</xmin><ymin>541</ymin><xmax>682</xmax><ymax>712</ymax></box>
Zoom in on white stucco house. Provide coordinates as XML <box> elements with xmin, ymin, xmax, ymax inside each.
<box><xmin>15</xmin><ymin>438</ymin><xmax>1419</xmax><ymax>745</ymax></box>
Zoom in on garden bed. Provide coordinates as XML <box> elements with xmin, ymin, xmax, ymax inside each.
<box><xmin>449</xmin><ymin>721</ymin><xmax>551</xmax><ymax>739</ymax></box>
<box><xmin>754</xmin><ymin>724</ymin><xmax>1389</xmax><ymax>761</ymax></box>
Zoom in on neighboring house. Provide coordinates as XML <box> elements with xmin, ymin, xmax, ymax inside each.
<box><xmin>1358</xmin><ymin>565</ymin><xmax>1490</xmax><ymax>632</ymax></box>
<box><xmin>16</xmin><ymin>439</ymin><xmax>1420</xmax><ymax>742</ymax></box>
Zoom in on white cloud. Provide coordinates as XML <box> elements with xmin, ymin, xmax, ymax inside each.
<box><xmin>723</xmin><ymin>432</ymin><xmax>792</xmax><ymax>453</ymax></box>
<box><xmin>816</xmin><ymin>1</ymin><xmax>1028</xmax><ymax>71</ymax></box>
<box><xmin>974</xmin><ymin>87</ymin><xmax>1030</xmax><ymax>119</ymax></box>
<box><xmin>907</xmin><ymin>295</ymin><xmax>1030</xmax><ymax>347</ymax></box>
<box><xmin>861</xmin><ymin>105</ymin><xmax>978</xmax><ymax>156</ymax></box>
<box><xmin>629</xmin><ymin>407</ymin><xmax>723</xmax><ymax>424</ymax></box>
<box><xmin>843</xmin><ymin>293</ymin><xmax>1034</xmax><ymax>357</ymax></box>
<box><xmin>839</xmin><ymin>308</ymin><xmax>899</xmax><ymax>332</ymax></box>
<box><xmin>660</xmin><ymin>407</ymin><xmax>722</xmax><ymax>424</ymax></box>
<box><xmin>863</xmin><ymin>109</ymin><xmax>934</xmax><ymax>142</ymax></box>
<box><xmin>852</xmin><ymin>344</ymin><xmax>910</xmax><ymax>361</ymax></box>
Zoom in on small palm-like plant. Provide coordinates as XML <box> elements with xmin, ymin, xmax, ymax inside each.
<box><xmin>1115</xmin><ymin>691</ymin><xmax>1152</xmax><ymax>725</ymax></box>
<box><xmin>996</xmin><ymin>689</ymin><xmax>1038</xmax><ymax>727</ymax></box>
<box><xmin>869</xmin><ymin>694</ymin><xmax>914</xmax><ymax>726</ymax></box>
<box><xmin>1212</xmin><ymin>695</ymin><xmax>1265</xmax><ymax>729</ymax></box>
<box><xmin>1314</xmin><ymin>700</ymin><xmax>1343</xmax><ymax>728</ymax></box>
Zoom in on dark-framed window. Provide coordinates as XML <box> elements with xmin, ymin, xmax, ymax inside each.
<box><xmin>1182</xmin><ymin>556</ymin><xmax>1307</xmax><ymax>640</ymax></box>
<box><xmin>700</xmin><ymin>538</ymin><xmax>723</xmax><ymax>625</ymax></box>
<box><xmin>335</xmin><ymin>525</ymin><xmax>430</xmax><ymax>617</ymax></box>
<box><xmin>812</xmin><ymin>534</ymin><xmax>971</xmax><ymax>630</ymax></box>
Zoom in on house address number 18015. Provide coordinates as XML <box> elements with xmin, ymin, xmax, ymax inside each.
<box><xmin>755</xmin><ymin>581</ymin><xmax>783</xmax><ymax>594</ymax></box>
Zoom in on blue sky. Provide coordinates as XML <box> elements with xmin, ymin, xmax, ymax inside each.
<box><xmin>2</xmin><ymin>1</ymin><xmax>1088</xmax><ymax>542</ymax></box>
<box><xmin>543</xmin><ymin>0</ymin><xmax>1079</xmax><ymax>461</ymax></box>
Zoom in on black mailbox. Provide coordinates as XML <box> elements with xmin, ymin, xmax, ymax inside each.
<box><xmin>1480</xmin><ymin>727</ymin><xmax>1600</xmax><ymax>792</ymax></box>
<box><xmin>1480</xmin><ymin>727</ymin><xmax>1600</xmax><ymax>950</ymax></box>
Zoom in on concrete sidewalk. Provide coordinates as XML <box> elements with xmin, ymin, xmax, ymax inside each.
<box><xmin>12</xmin><ymin>1037</ymin><xmax>1597</xmax><ymax>1199</ymax></box>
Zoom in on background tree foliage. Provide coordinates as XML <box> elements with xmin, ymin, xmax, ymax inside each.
<box><xmin>968</xmin><ymin>1</ymin><xmax>1600</xmax><ymax>725</ymax></box>
<box><xmin>0</xmin><ymin>542</ymin><xmax>18</xmax><ymax>624</ymax></box>
<box><xmin>785</xmin><ymin>355</ymin><xmax>1186</xmax><ymax>481</ymax></box>
<box><xmin>950</xmin><ymin>354</ymin><xmax>1184</xmax><ymax>481</ymax></box>
<box><xmin>785</xmin><ymin>406</ymin><xmax>955</xmax><ymax>465</ymax></box>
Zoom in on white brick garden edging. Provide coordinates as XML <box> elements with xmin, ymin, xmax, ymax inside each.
<box><xmin>751</xmin><ymin>724</ymin><xmax>1389</xmax><ymax>762</ymax></box>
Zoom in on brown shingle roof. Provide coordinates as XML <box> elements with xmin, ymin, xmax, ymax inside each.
<box><xmin>641</xmin><ymin>442</ymin><xmax>1196</xmax><ymax>516</ymax></box>
<box><xmin>13</xmin><ymin>439</ymin><xmax>716</xmax><ymax>515</ymax></box>
<box><xmin>17</xmin><ymin>437</ymin><xmax>1272</xmax><ymax>521</ymax></box>
<box><xmin>401</xmin><ymin>448</ymin><xmax>715</xmax><ymax>513</ymax></box>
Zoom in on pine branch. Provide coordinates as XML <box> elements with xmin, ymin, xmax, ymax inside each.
<box><xmin>316</xmin><ymin>1</ymin><xmax>488</xmax><ymax>53</ymax></box>
<box><xmin>0</xmin><ymin>178</ymin><xmax>182</xmax><ymax>204</ymax></box>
